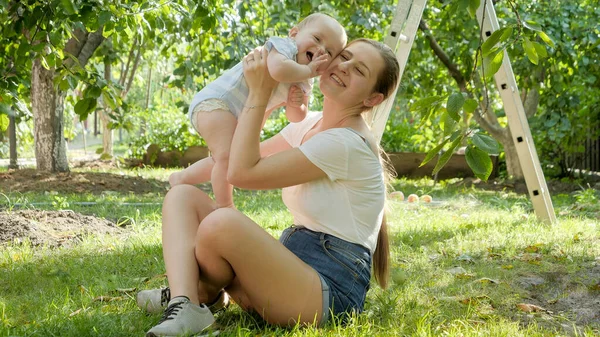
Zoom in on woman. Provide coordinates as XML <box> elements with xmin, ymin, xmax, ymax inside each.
<box><xmin>142</xmin><ymin>38</ymin><xmax>400</xmax><ymax>337</ymax></box>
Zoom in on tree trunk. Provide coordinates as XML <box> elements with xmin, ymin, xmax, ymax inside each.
<box><xmin>31</xmin><ymin>59</ymin><xmax>69</xmax><ymax>172</ymax></box>
<box><xmin>501</xmin><ymin>127</ymin><xmax>524</xmax><ymax>179</ymax></box>
<box><xmin>101</xmin><ymin>111</ymin><xmax>113</xmax><ymax>156</ymax></box>
<box><xmin>102</xmin><ymin>59</ymin><xmax>113</xmax><ymax>156</ymax></box>
<box><xmin>8</xmin><ymin>114</ymin><xmax>18</xmax><ymax>169</ymax></box>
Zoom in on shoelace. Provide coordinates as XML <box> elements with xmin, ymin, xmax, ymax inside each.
<box><xmin>160</xmin><ymin>288</ymin><xmax>171</xmax><ymax>307</ymax></box>
<box><xmin>158</xmin><ymin>299</ymin><xmax>184</xmax><ymax>323</ymax></box>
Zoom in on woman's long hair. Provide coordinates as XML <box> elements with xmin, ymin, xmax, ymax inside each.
<box><xmin>348</xmin><ymin>38</ymin><xmax>400</xmax><ymax>289</ymax></box>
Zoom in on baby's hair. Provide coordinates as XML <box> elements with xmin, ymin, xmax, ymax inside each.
<box><xmin>297</xmin><ymin>13</ymin><xmax>333</xmax><ymax>29</ymax></box>
<box><xmin>296</xmin><ymin>13</ymin><xmax>347</xmax><ymax>43</ymax></box>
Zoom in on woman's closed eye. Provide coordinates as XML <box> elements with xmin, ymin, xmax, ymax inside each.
<box><xmin>355</xmin><ymin>67</ymin><xmax>364</xmax><ymax>76</ymax></box>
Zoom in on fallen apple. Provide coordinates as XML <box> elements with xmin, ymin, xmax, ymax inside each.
<box><xmin>389</xmin><ymin>191</ymin><xmax>405</xmax><ymax>201</ymax></box>
<box><xmin>407</xmin><ymin>194</ymin><xmax>419</xmax><ymax>203</ymax></box>
<box><xmin>421</xmin><ymin>195</ymin><xmax>433</xmax><ymax>203</ymax></box>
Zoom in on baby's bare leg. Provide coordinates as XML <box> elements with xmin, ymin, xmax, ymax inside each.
<box><xmin>195</xmin><ymin>109</ymin><xmax>237</xmax><ymax>208</ymax></box>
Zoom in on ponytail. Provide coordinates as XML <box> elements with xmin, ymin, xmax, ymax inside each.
<box><xmin>373</xmin><ymin>213</ymin><xmax>390</xmax><ymax>288</ymax></box>
<box><xmin>373</xmin><ymin>148</ymin><xmax>394</xmax><ymax>289</ymax></box>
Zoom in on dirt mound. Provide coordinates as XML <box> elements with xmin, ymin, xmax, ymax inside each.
<box><xmin>0</xmin><ymin>168</ymin><xmax>168</xmax><ymax>195</ymax></box>
<box><xmin>514</xmin><ymin>268</ymin><xmax>600</xmax><ymax>334</ymax></box>
<box><xmin>0</xmin><ymin>210</ymin><xmax>124</xmax><ymax>247</ymax></box>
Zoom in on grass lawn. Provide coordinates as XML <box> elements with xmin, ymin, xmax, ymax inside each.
<box><xmin>1</xmin><ymin>166</ymin><xmax>599</xmax><ymax>336</ymax></box>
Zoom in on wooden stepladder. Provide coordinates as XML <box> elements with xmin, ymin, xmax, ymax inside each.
<box><xmin>370</xmin><ymin>0</ymin><xmax>557</xmax><ymax>224</ymax></box>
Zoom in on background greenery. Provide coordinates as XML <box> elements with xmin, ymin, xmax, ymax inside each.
<box><xmin>1</xmin><ymin>0</ymin><xmax>598</xmax><ymax>179</ymax></box>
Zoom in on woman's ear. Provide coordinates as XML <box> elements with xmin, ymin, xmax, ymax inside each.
<box><xmin>289</xmin><ymin>27</ymin><xmax>299</xmax><ymax>38</ymax></box>
<box><xmin>364</xmin><ymin>93</ymin><xmax>385</xmax><ymax>107</ymax></box>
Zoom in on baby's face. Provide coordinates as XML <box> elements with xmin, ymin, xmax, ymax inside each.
<box><xmin>292</xmin><ymin>18</ymin><xmax>346</xmax><ymax>70</ymax></box>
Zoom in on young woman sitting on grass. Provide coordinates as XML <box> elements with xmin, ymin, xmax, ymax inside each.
<box><xmin>138</xmin><ymin>38</ymin><xmax>400</xmax><ymax>337</ymax></box>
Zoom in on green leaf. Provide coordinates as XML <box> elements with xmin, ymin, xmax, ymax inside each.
<box><xmin>98</xmin><ymin>11</ymin><xmax>112</xmax><ymax>26</ymax></box>
<box><xmin>0</xmin><ymin>103</ymin><xmax>11</xmax><ymax>115</ymax></box>
<box><xmin>537</xmin><ymin>31</ymin><xmax>555</xmax><ymax>48</ymax></box>
<box><xmin>472</xmin><ymin>132</ymin><xmax>500</xmax><ymax>155</ymax></box>
<box><xmin>440</xmin><ymin>111</ymin><xmax>457</xmax><ymax>137</ymax></box>
<box><xmin>40</xmin><ymin>56</ymin><xmax>50</xmax><ymax>70</ymax></box>
<box><xmin>74</xmin><ymin>98</ymin><xmax>97</xmax><ymax>119</ymax></box>
<box><xmin>420</xmin><ymin>138</ymin><xmax>450</xmax><ymax>167</ymax></box>
<box><xmin>482</xmin><ymin>27</ymin><xmax>512</xmax><ymax>57</ymax></box>
<box><xmin>483</xmin><ymin>50</ymin><xmax>503</xmax><ymax>79</ymax></box>
<box><xmin>410</xmin><ymin>96</ymin><xmax>443</xmax><ymax>113</ymax></box>
<box><xmin>102</xmin><ymin>90</ymin><xmax>118</xmax><ymax>110</ymax></box>
<box><xmin>433</xmin><ymin>135</ymin><xmax>463</xmax><ymax>175</ymax></box>
<box><xmin>446</xmin><ymin>92</ymin><xmax>464</xmax><ymax>121</ymax></box>
<box><xmin>61</xmin><ymin>0</ymin><xmax>78</xmax><ymax>15</ymax></box>
<box><xmin>468</xmin><ymin>0</ymin><xmax>480</xmax><ymax>17</ymax></box>
<box><xmin>59</xmin><ymin>79</ymin><xmax>70</xmax><ymax>91</ymax></box>
<box><xmin>522</xmin><ymin>20</ymin><xmax>542</xmax><ymax>32</ymax></box>
<box><xmin>463</xmin><ymin>98</ymin><xmax>478</xmax><ymax>114</ymax></box>
<box><xmin>465</xmin><ymin>146</ymin><xmax>493</xmax><ymax>181</ymax></box>
<box><xmin>84</xmin><ymin>86</ymin><xmax>102</xmax><ymax>99</ymax></box>
<box><xmin>17</xmin><ymin>41</ymin><xmax>30</xmax><ymax>56</ymax></box>
<box><xmin>532</xmin><ymin>41</ymin><xmax>548</xmax><ymax>58</ymax></box>
<box><xmin>0</xmin><ymin>114</ymin><xmax>9</xmax><ymax>132</ymax></box>
<box><xmin>523</xmin><ymin>37</ymin><xmax>539</xmax><ymax>65</ymax></box>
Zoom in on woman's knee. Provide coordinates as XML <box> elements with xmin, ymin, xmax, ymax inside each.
<box><xmin>196</xmin><ymin>208</ymin><xmax>241</xmax><ymax>241</ymax></box>
<box><xmin>163</xmin><ymin>184</ymin><xmax>198</xmax><ymax>205</ymax></box>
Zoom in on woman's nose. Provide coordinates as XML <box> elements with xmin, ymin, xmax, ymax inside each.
<box><xmin>338</xmin><ymin>61</ymin><xmax>349</xmax><ymax>73</ymax></box>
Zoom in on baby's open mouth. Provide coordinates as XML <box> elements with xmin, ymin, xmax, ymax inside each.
<box><xmin>306</xmin><ymin>51</ymin><xmax>313</xmax><ymax>62</ymax></box>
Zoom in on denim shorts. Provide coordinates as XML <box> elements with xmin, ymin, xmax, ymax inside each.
<box><xmin>279</xmin><ymin>226</ymin><xmax>372</xmax><ymax>325</ymax></box>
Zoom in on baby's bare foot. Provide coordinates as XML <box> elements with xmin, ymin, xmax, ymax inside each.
<box><xmin>168</xmin><ymin>172</ymin><xmax>184</xmax><ymax>187</ymax></box>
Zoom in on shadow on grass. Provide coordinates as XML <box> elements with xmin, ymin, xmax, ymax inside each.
<box><xmin>383</xmin><ymin>219</ymin><xmax>600</xmax><ymax>336</ymax></box>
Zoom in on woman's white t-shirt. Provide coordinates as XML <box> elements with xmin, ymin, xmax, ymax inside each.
<box><xmin>280</xmin><ymin>112</ymin><xmax>385</xmax><ymax>254</ymax></box>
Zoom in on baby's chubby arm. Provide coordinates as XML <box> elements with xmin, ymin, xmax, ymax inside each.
<box><xmin>285</xmin><ymin>85</ymin><xmax>309</xmax><ymax>123</ymax></box>
<box><xmin>267</xmin><ymin>48</ymin><xmax>328</xmax><ymax>83</ymax></box>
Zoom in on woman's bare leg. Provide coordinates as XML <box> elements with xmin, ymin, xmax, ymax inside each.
<box><xmin>161</xmin><ymin>185</ymin><xmax>217</xmax><ymax>304</ymax></box>
<box><xmin>194</xmin><ymin>208</ymin><xmax>324</xmax><ymax>325</ymax></box>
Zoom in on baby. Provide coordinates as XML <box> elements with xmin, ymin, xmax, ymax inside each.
<box><xmin>169</xmin><ymin>13</ymin><xmax>347</xmax><ymax>208</ymax></box>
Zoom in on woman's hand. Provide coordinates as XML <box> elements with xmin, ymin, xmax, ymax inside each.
<box><xmin>243</xmin><ymin>47</ymin><xmax>278</xmax><ymax>96</ymax></box>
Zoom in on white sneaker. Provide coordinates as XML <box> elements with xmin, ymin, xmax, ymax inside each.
<box><xmin>137</xmin><ymin>288</ymin><xmax>230</xmax><ymax>314</ymax></box>
<box><xmin>146</xmin><ymin>296</ymin><xmax>215</xmax><ymax>337</ymax></box>
<box><xmin>137</xmin><ymin>287</ymin><xmax>171</xmax><ymax>314</ymax></box>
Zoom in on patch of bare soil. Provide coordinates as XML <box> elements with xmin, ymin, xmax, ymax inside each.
<box><xmin>453</xmin><ymin>177</ymin><xmax>600</xmax><ymax>194</ymax></box>
<box><xmin>513</xmin><ymin>266</ymin><xmax>600</xmax><ymax>334</ymax></box>
<box><xmin>0</xmin><ymin>210</ymin><xmax>125</xmax><ymax>247</ymax></box>
<box><xmin>0</xmin><ymin>167</ymin><xmax>168</xmax><ymax>195</ymax></box>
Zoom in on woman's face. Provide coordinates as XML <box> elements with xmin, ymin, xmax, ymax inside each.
<box><xmin>319</xmin><ymin>41</ymin><xmax>385</xmax><ymax>108</ymax></box>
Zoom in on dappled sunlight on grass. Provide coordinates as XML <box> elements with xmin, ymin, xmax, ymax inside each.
<box><xmin>1</xmin><ymin>173</ymin><xmax>599</xmax><ymax>336</ymax></box>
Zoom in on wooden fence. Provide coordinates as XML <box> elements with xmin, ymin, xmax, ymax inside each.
<box><xmin>566</xmin><ymin>128</ymin><xmax>600</xmax><ymax>173</ymax></box>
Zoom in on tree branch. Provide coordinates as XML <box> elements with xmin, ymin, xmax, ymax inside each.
<box><xmin>125</xmin><ymin>44</ymin><xmax>142</xmax><ymax>95</ymax></box>
<box><xmin>120</xmin><ymin>36</ymin><xmax>138</xmax><ymax>87</ymax></box>
<box><xmin>419</xmin><ymin>19</ymin><xmax>467</xmax><ymax>91</ymax></box>
<box><xmin>64</xmin><ymin>28</ymin><xmax>89</xmax><ymax>64</ymax></box>
<box><xmin>77</xmin><ymin>28</ymin><xmax>104</xmax><ymax>68</ymax></box>
<box><xmin>64</xmin><ymin>28</ymin><xmax>104</xmax><ymax>69</ymax></box>
<box><xmin>523</xmin><ymin>68</ymin><xmax>543</xmax><ymax>118</ymax></box>
<box><xmin>472</xmin><ymin>74</ymin><xmax>505</xmax><ymax>139</ymax></box>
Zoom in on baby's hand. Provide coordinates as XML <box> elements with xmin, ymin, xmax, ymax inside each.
<box><xmin>287</xmin><ymin>85</ymin><xmax>305</xmax><ymax>108</ymax></box>
<box><xmin>307</xmin><ymin>53</ymin><xmax>329</xmax><ymax>77</ymax></box>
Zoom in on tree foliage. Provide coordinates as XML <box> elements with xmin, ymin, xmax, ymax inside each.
<box><xmin>1</xmin><ymin>0</ymin><xmax>598</xmax><ymax>179</ymax></box>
